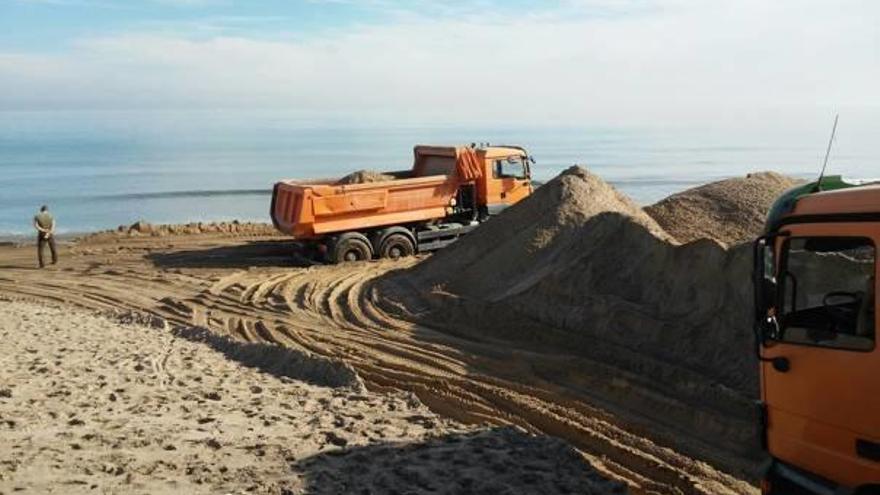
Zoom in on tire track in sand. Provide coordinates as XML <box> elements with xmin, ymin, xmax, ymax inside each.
<box><xmin>0</xmin><ymin>238</ymin><xmax>756</xmax><ymax>495</ymax></box>
<box><xmin>187</xmin><ymin>261</ymin><xmax>754</xmax><ymax>495</ymax></box>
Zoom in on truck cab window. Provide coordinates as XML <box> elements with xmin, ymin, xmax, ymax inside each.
<box><xmin>494</xmin><ymin>157</ymin><xmax>526</xmax><ymax>179</ymax></box>
<box><xmin>778</xmin><ymin>237</ymin><xmax>875</xmax><ymax>351</ymax></box>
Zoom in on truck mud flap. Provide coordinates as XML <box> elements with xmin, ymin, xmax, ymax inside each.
<box><xmin>269</xmin><ymin>183</ymin><xmax>282</xmax><ymax>231</ymax></box>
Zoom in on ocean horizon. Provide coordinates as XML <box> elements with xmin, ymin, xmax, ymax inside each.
<box><xmin>2</xmin><ymin>109</ymin><xmax>877</xmax><ymax>238</ymax></box>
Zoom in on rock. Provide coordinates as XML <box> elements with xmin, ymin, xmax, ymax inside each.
<box><xmin>128</xmin><ymin>221</ymin><xmax>153</xmax><ymax>234</ymax></box>
<box><xmin>102</xmin><ymin>463</ymin><xmax>124</xmax><ymax>476</ymax></box>
<box><xmin>324</xmin><ymin>431</ymin><xmax>348</xmax><ymax>447</ymax></box>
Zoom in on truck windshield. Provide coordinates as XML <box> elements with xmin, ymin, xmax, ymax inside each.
<box><xmin>778</xmin><ymin>237</ymin><xmax>876</xmax><ymax>351</ymax></box>
<box><xmin>494</xmin><ymin>157</ymin><xmax>527</xmax><ymax>179</ymax></box>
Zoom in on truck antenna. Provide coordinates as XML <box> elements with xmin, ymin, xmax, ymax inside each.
<box><xmin>815</xmin><ymin>113</ymin><xmax>839</xmax><ymax>192</ymax></box>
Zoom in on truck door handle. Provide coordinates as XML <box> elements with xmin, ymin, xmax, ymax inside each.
<box><xmin>856</xmin><ymin>439</ymin><xmax>880</xmax><ymax>462</ymax></box>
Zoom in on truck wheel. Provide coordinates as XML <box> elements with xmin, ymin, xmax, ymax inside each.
<box><xmin>379</xmin><ymin>233</ymin><xmax>415</xmax><ymax>259</ymax></box>
<box><xmin>332</xmin><ymin>234</ymin><xmax>372</xmax><ymax>263</ymax></box>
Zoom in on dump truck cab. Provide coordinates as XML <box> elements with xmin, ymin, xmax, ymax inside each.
<box><xmin>753</xmin><ymin>178</ymin><xmax>880</xmax><ymax>494</ymax></box>
<box><xmin>411</xmin><ymin>145</ymin><xmax>532</xmax><ymax>217</ymax></box>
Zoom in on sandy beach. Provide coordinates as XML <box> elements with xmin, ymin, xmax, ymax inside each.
<box><xmin>0</xmin><ymin>167</ymin><xmax>805</xmax><ymax>495</ymax></box>
<box><xmin>0</xmin><ymin>172</ymin><xmax>794</xmax><ymax>495</ymax></box>
<box><xmin>0</xmin><ymin>300</ymin><xmax>624</xmax><ymax>494</ymax></box>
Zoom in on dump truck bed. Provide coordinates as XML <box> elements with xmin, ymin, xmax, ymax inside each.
<box><xmin>271</xmin><ymin>174</ymin><xmax>460</xmax><ymax>239</ymax></box>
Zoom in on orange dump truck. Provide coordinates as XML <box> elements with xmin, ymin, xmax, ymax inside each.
<box><xmin>754</xmin><ymin>176</ymin><xmax>880</xmax><ymax>494</ymax></box>
<box><xmin>271</xmin><ymin>145</ymin><xmax>533</xmax><ymax>263</ymax></box>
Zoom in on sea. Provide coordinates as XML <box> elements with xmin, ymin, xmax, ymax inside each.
<box><xmin>2</xmin><ymin>110</ymin><xmax>878</xmax><ymax>239</ymax></box>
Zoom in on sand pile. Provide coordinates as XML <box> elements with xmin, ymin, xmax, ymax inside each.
<box><xmin>395</xmin><ymin>166</ymin><xmax>760</xmax><ymax>459</ymax></box>
<box><xmin>410</xmin><ymin>166</ymin><xmax>755</xmax><ymax>393</ymax></box>
<box><xmin>645</xmin><ymin>172</ymin><xmax>803</xmax><ymax>245</ymax></box>
<box><xmin>336</xmin><ymin>170</ymin><xmax>395</xmax><ymax>185</ymax></box>
<box><xmin>415</xmin><ymin>166</ymin><xmax>674</xmax><ymax>301</ymax></box>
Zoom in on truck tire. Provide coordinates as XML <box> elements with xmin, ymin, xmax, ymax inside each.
<box><xmin>378</xmin><ymin>233</ymin><xmax>415</xmax><ymax>259</ymax></box>
<box><xmin>331</xmin><ymin>233</ymin><xmax>373</xmax><ymax>263</ymax></box>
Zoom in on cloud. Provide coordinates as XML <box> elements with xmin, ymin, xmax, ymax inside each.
<box><xmin>1</xmin><ymin>0</ymin><xmax>878</xmax><ymax>125</ymax></box>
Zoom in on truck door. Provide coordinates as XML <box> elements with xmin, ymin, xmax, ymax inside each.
<box><xmin>486</xmin><ymin>155</ymin><xmax>531</xmax><ymax>211</ymax></box>
<box><xmin>762</xmin><ymin>222</ymin><xmax>880</xmax><ymax>489</ymax></box>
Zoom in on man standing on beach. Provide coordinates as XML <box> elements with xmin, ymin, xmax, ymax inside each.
<box><xmin>33</xmin><ymin>205</ymin><xmax>57</xmax><ymax>268</ymax></box>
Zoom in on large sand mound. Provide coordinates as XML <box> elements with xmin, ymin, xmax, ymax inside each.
<box><xmin>412</xmin><ymin>166</ymin><xmax>755</xmax><ymax>393</ymax></box>
<box><xmin>416</xmin><ymin>166</ymin><xmax>674</xmax><ymax>300</ymax></box>
<box><xmin>645</xmin><ymin>172</ymin><xmax>803</xmax><ymax>245</ymax></box>
<box><xmin>399</xmin><ymin>166</ymin><xmax>761</xmax><ymax>462</ymax></box>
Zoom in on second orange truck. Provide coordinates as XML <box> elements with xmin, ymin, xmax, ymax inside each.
<box><xmin>755</xmin><ymin>177</ymin><xmax>879</xmax><ymax>494</ymax></box>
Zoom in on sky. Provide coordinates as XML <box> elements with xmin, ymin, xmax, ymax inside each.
<box><xmin>1</xmin><ymin>0</ymin><xmax>879</xmax><ymax>126</ymax></box>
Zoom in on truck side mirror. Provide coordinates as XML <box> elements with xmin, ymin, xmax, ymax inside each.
<box><xmin>753</xmin><ymin>236</ymin><xmax>779</xmax><ymax>345</ymax></box>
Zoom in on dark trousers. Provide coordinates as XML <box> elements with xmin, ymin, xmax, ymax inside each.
<box><xmin>37</xmin><ymin>233</ymin><xmax>57</xmax><ymax>268</ymax></box>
